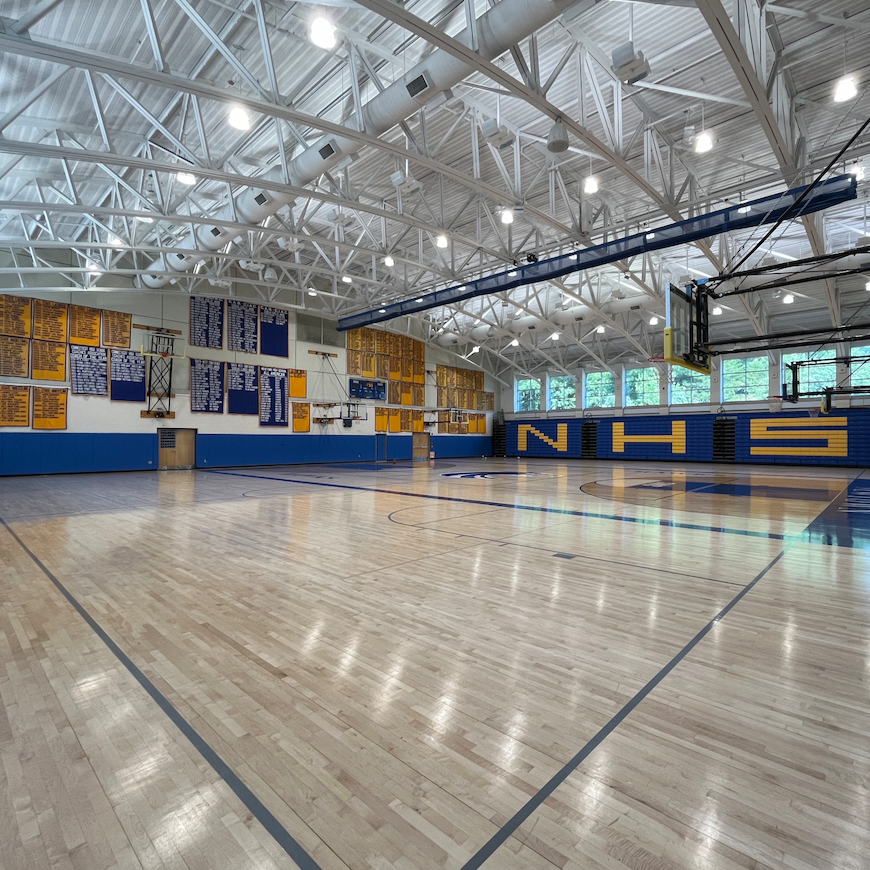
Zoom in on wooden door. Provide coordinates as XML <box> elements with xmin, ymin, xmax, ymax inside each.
<box><xmin>412</xmin><ymin>432</ymin><xmax>430</xmax><ymax>461</ymax></box>
<box><xmin>158</xmin><ymin>428</ymin><xmax>196</xmax><ymax>469</ymax></box>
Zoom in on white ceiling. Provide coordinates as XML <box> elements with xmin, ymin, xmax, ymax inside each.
<box><xmin>1</xmin><ymin>0</ymin><xmax>869</xmax><ymax>379</ymax></box>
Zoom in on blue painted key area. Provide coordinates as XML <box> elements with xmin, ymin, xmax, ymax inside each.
<box><xmin>801</xmin><ymin>479</ymin><xmax>870</xmax><ymax>549</ymax></box>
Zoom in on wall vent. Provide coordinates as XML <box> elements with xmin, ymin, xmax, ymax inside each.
<box><xmin>159</xmin><ymin>430</ymin><xmax>176</xmax><ymax>449</ymax></box>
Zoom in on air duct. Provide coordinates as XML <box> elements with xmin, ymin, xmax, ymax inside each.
<box><xmin>140</xmin><ymin>0</ymin><xmax>579</xmax><ymax>288</ymax></box>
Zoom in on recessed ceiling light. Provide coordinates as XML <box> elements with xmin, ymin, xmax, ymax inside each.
<box><xmin>510</xmin><ymin>338</ymin><xmax>519</xmax><ymax>346</ymax></box>
<box><xmin>176</xmin><ymin>171</ymin><xmax>196</xmax><ymax>185</ymax></box>
<box><xmin>712</xmin><ymin>305</ymin><xmax>723</xmax><ymax>315</ymax></box>
<box><xmin>384</xmin><ymin>255</ymin><xmax>394</xmax><ymax>267</ymax></box>
<box><xmin>834</xmin><ymin>75</ymin><xmax>858</xmax><ymax>103</ymax></box>
<box><xmin>550</xmin><ymin>332</ymin><xmax>560</xmax><ymax>341</ymax></box>
<box><xmin>584</xmin><ymin>176</ymin><xmax>598</xmax><ymax>194</ymax></box>
<box><xmin>694</xmin><ymin>131</ymin><xmax>713</xmax><ymax>153</ymax></box>
<box><xmin>596</xmin><ymin>324</ymin><xmax>605</xmax><ymax>333</ymax></box>
<box><xmin>308</xmin><ymin>289</ymin><xmax>317</xmax><ymax>296</ymax></box>
<box><xmin>436</xmin><ymin>234</ymin><xmax>448</xmax><ymax>248</ymax></box>
<box><xmin>310</xmin><ymin>17</ymin><xmax>336</xmax><ymax>49</ymax></box>
<box><xmin>649</xmin><ymin>316</ymin><xmax>659</xmax><ymax>326</ymax></box>
<box><xmin>228</xmin><ymin>106</ymin><xmax>250</xmax><ymax>131</ymax></box>
<box><xmin>782</xmin><ymin>293</ymin><xmax>795</xmax><ymax>304</ymax></box>
<box><xmin>341</xmin><ymin>275</ymin><xmax>352</xmax><ymax>284</ymax></box>
<box><xmin>500</xmin><ymin>208</ymin><xmax>514</xmax><ymax>225</ymax></box>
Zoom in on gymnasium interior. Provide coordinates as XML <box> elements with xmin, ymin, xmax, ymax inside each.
<box><xmin>1</xmin><ymin>0</ymin><xmax>869</xmax><ymax>868</ymax></box>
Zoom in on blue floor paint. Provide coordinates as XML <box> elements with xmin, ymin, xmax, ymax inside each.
<box><xmin>633</xmin><ymin>480</ymin><xmax>834</xmax><ymax>501</ymax></box>
<box><xmin>801</xmin><ymin>479</ymin><xmax>870</xmax><ymax>549</ymax></box>
<box><xmin>207</xmin><ymin>468</ymin><xmax>797</xmax><ymax>541</ymax></box>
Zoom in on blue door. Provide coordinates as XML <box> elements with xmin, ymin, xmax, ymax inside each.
<box><xmin>376</xmin><ymin>433</ymin><xmax>387</xmax><ymax>461</ymax></box>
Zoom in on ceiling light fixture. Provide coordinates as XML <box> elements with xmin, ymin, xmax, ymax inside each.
<box><xmin>470</xmin><ymin>346</ymin><xmax>481</xmax><ymax>354</ymax></box>
<box><xmin>176</xmin><ymin>171</ymin><xmax>196</xmax><ymax>185</ymax></box>
<box><xmin>834</xmin><ymin>75</ymin><xmax>858</xmax><ymax>103</ymax></box>
<box><xmin>308</xmin><ymin>289</ymin><xmax>317</xmax><ymax>296</ymax></box>
<box><xmin>229</xmin><ymin>106</ymin><xmax>251</xmax><ymax>130</ymax></box>
<box><xmin>649</xmin><ymin>316</ymin><xmax>659</xmax><ymax>326</ymax></box>
<box><xmin>137</xmin><ymin>215</ymin><xmax>154</xmax><ymax>223</ymax></box>
<box><xmin>695</xmin><ymin>130</ymin><xmax>713</xmax><ymax>153</ymax></box>
<box><xmin>782</xmin><ymin>293</ymin><xmax>795</xmax><ymax>304</ymax></box>
<box><xmin>384</xmin><ymin>255</ymin><xmax>394</xmax><ymax>267</ymax></box>
<box><xmin>851</xmin><ymin>164</ymin><xmax>865</xmax><ymax>181</ymax></box>
<box><xmin>645</xmin><ymin>232</ymin><xmax>656</xmax><ymax>241</ymax></box>
<box><xmin>712</xmin><ymin>305</ymin><xmax>723</xmax><ymax>315</ymax></box>
<box><xmin>584</xmin><ymin>176</ymin><xmax>599</xmax><ymax>194</ymax></box>
<box><xmin>500</xmin><ymin>208</ymin><xmax>514</xmax><ymax>225</ymax></box>
<box><xmin>508</xmin><ymin>270</ymin><xmax>517</xmax><ymax>277</ymax></box>
<box><xmin>263</xmin><ymin>267</ymin><xmax>277</xmax><ymax>282</ymax></box>
<box><xmin>737</xmin><ymin>203</ymin><xmax>752</xmax><ymax>214</ymax></box>
<box><xmin>108</xmin><ymin>235</ymin><xmax>122</xmax><ymax>247</ymax></box>
<box><xmin>310</xmin><ymin>17</ymin><xmax>336</xmax><ymax>49</ymax></box>
<box><xmin>865</xmin><ymin>280</ymin><xmax>870</xmax><ymax>292</ymax></box>
<box><xmin>509</xmin><ymin>338</ymin><xmax>519</xmax><ymax>346</ymax></box>
<box><xmin>378</xmin><ymin>308</ymin><xmax>386</xmax><ymax>313</ymax></box>
<box><xmin>436</xmin><ymin>234</ymin><xmax>448</xmax><ymax>248</ymax></box>
<box><xmin>596</xmin><ymin>325</ymin><xmax>605</xmax><ymax>334</ymax></box>
<box><xmin>341</xmin><ymin>275</ymin><xmax>352</xmax><ymax>284</ymax></box>
<box><xmin>550</xmin><ymin>332</ymin><xmax>560</xmax><ymax>341</ymax></box>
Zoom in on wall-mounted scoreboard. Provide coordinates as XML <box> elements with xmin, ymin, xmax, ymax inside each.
<box><xmin>349</xmin><ymin>378</ymin><xmax>387</xmax><ymax>401</ymax></box>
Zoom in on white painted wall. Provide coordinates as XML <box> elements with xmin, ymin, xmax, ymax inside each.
<box><xmin>1</xmin><ymin>290</ymin><xmax>496</xmax><ymax>436</ymax></box>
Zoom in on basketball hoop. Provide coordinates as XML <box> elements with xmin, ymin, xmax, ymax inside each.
<box><xmin>808</xmin><ymin>407</ymin><xmax>820</xmax><ymax>418</ymax></box>
<box><xmin>767</xmin><ymin>395</ymin><xmax>782</xmax><ymax>413</ymax></box>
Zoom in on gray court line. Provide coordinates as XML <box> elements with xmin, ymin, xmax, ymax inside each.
<box><xmin>457</xmin><ymin>542</ymin><xmax>792</xmax><ymax>870</ymax></box>
<box><xmin>0</xmin><ymin>516</ymin><xmax>324</xmax><ymax>870</ymax></box>
<box><xmin>385</xmin><ymin>508</ymin><xmax>747</xmax><ymax>588</ymax></box>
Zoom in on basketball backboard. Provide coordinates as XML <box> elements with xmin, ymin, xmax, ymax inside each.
<box><xmin>664</xmin><ymin>281</ymin><xmax>711</xmax><ymax>375</ymax></box>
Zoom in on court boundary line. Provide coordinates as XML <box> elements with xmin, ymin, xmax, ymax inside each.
<box><xmin>0</xmin><ymin>515</ymin><xmax>325</xmax><ymax>870</ymax></box>
<box><xmin>457</xmin><ymin>543</ymin><xmax>791</xmax><ymax>869</ymax></box>
<box><xmin>206</xmin><ymin>469</ymin><xmax>794</xmax><ymax>541</ymax></box>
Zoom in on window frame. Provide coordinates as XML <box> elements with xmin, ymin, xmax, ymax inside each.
<box><xmin>547</xmin><ymin>374</ymin><xmax>577</xmax><ymax>411</ymax></box>
<box><xmin>721</xmin><ymin>354</ymin><xmax>770</xmax><ymax>403</ymax></box>
<box><xmin>515</xmin><ymin>376</ymin><xmax>542</xmax><ymax>412</ymax></box>
<box><xmin>624</xmin><ymin>366</ymin><xmax>660</xmax><ymax>408</ymax></box>
<box><xmin>583</xmin><ymin>370</ymin><xmax>616</xmax><ymax>409</ymax></box>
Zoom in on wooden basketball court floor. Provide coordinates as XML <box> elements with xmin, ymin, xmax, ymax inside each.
<box><xmin>1</xmin><ymin>457</ymin><xmax>869</xmax><ymax>870</ymax></box>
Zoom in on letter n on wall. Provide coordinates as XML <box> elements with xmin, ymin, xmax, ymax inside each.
<box><xmin>517</xmin><ymin>424</ymin><xmax>568</xmax><ymax>452</ymax></box>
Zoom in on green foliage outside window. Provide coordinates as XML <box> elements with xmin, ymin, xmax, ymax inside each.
<box><xmin>548</xmin><ymin>375</ymin><xmax>576</xmax><ymax>410</ymax></box>
<box><xmin>850</xmin><ymin>346</ymin><xmax>870</xmax><ymax>388</ymax></box>
<box><xmin>625</xmin><ymin>367</ymin><xmax>659</xmax><ymax>407</ymax></box>
<box><xmin>585</xmin><ymin>371</ymin><xmax>615</xmax><ymax>408</ymax></box>
<box><xmin>516</xmin><ymin>378</ymin><xmax>541</xmax><ymax>411</ymax></box>
<box><xmin>670</xmin><ymin>366</ymin><xmax>710</xmax><ymax>404</ymax></box>
<box><xmin>782</xmin><ymin>350</ymin><xmax>836</xmax><ymax>396</ymax></box>
<box><xmin>722</xmin><ymin>356</ymin><xmax>768</xmax><ymax>402</ymax></box>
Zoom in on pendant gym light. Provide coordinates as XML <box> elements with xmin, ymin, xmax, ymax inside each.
<box><xmin>310</xmin><ymin>17</ymin><xmax>336</xmax><ymax>49</ymax></box>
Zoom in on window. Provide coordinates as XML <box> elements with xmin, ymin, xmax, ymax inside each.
<box><xmin>850</xmin><ymin>346</ymin><xmax>870</xmax><ymax>388</ymax></box>
<box><xmin>548</xmin><ymin>375</ymin><xmax>576</xmax><ymax>410</ymax></box>
<box><xmin>782</xmin><ymin>350</ymin><xmax>836</xmax><ymax>396</ymax></box>
<box><xmin>515</xmin><ymin>378</ymin><xmax>541</xmax><ymax>412</ymax></box>
<box><xmin>670</xmin><ymin>366</ymin><xmax>710</xmax><ymax>404</ymax></box>
<box><xmin>584</xmin><ymin>371</ymin><xmax>615</xmax><ymax>408</ymax></box>
<box><xmin>722</xmin><ymin>356</ymin><xmax>769</xmax><ymax>402</ymax></box>
<box><xmin>625</xmin><ymin>367</ymin><xmax>660</xmax><ymax>407</ymax></box>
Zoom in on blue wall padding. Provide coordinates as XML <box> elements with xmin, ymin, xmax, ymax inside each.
<box><xmin>0</xmin><ymin>432</ymin><xmax>494</xmax><ymax>475</ymax></box>
<box><xmin>0</xmin><ymin>433</ymin><xmax>158</xmax><ymax>475</ymax></box>
<box><xmin>506</xmin><ymin>409</ymin><xmax>870</xmax><ymax>467</ymax></box>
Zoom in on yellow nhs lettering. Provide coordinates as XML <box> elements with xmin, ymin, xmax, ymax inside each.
<box><xmin>612</xmin><ymin>420</ymin><xmax>686</xmax><ymax>454</ymax></box>
<box><xmin>750</xmin><ymin>418</ymin><xmax>847</xmax><ymax>457</ymax></box>
<box><xmin>517</xmin><ymin>424</ymin><xmax>568</xmax><ymax>452</ymax></box>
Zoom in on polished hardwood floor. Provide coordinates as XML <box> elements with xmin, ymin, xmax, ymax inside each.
<box><xmin>1</xmin><ymin>459</ymin><xmax>868</xmax><ymax>870</ymax></box>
